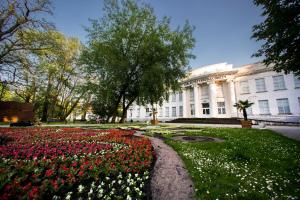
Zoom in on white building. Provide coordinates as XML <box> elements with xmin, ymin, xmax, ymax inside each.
<box><xmin>127</xmin><ymin>62</ymin><xmax>300</xmax><ymax>123</ymax></box>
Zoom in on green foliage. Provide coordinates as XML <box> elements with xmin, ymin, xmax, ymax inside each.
<box><xmin>252</xmin><ymin>0</ymin><xmax>300</xmax><ymax>75</ymax></box>
<box><xmin>234</xmin><ymin>100</ymin><xmax>254</xmax><ymax>120</ymax></box>
<box><xmin>82</xmin><ymin>0</ymin><xmax>195</xmax><ymax>122</ymax></box>
<box><xmin>8</xmin><ymin>30</ymin><xmax>85</xmax><ymax>121</ymax></box>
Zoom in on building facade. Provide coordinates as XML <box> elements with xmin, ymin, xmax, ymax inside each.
<box><xmin>127</xmin><ymin>62</ymin><xmax>300</xmax><ymax>123</ymax></box>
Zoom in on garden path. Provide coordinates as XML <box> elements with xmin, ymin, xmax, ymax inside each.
<box><xmin>135</xmin><ymin>131</ymin><xmax>195</xmax><ymax>200</ymax></box>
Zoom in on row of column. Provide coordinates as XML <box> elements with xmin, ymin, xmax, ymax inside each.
<box><xmin>181</xmin><ymin>80</ymin><xmax>237</xmax><ymax>118</ymax></box>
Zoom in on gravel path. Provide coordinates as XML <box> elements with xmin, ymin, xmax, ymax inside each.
<box><xmin>136</xmin><ymin>132</ymin><xmax>195</xmax><ymax>200</ymax></box>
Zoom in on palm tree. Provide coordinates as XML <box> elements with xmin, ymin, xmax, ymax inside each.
<box><xmin>234</xmin><ymin>100</ymin><xmax>254</xmax><ymax>121</ymax></box>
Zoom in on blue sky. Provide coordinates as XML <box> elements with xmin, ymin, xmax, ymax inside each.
<box><xmin>48</xmin><ymin>0</ymin><xmax>264</xmax><ymax>68</ymax></box>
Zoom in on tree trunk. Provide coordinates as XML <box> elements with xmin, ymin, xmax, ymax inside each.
<box><xmin>152</xmin><ymin>105</ymin><xmax>156</xmax><ymax>121</ymax></box>
<box><xmin>41</xmin><ymin>75</ymin><xmax>52</xmax><ymax>122</ymax></box>
<box><xmin>111</xmin><ymin>94</ymin><xmax>123</xmax><ymax>123</ymax></box>
<box><xmin>119</xmin><ymin>97</ymin><xmax>136</xmax><ymax>123</ymax></box>
<box><xmin>81</xmin><ymin>111</ymin><xmax>87</xmax><ymax>120</ymax></box>
<box><xmin>242</xmin><ymin>108</ymin><xmax>248</xmax><ymax>121</ymax></box>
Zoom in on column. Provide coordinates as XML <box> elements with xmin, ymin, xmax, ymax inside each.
<box><xmin>228</xmin><ymin>80</ymin><xmax>237</xmax><ymax>117</ymax></box>
<box><xmin>182</xmin><ymin>88</ymin><xmax>188</xmax><ymax>118</ymax></box>
<box><xmin>193</xmin><ymin>84</ymin><xmax>200</xmax><ymax>117</ymax></box>
<box><xmin>208</xmin><ymin>81</ymin><xmax>217</xmax><ymax>117</ymax></box>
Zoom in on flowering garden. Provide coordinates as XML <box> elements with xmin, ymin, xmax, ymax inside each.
<box><xmin>0</xmin><ymin>128</ymin><xmax>154</xmax><ymax>200</ymax></box>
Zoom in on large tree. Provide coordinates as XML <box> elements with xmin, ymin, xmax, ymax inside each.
<box><xmin>82</xmin><ymin>0</ymin><xmax>195</xmax><ymax>123</ymax></box>
<box><xmin>9</xmin><ymin>30</ymin><xmax>85</xmax><ymax>121</ymax></box>
<box><xmin>252</xmin><ymin>0</ymin><xmax>300</xmax><ymax>75</ymax></box>
<box><xmin>0</xmin><ymin>0</ymin><xmax>53</xmax><ymax>83</ymax></box>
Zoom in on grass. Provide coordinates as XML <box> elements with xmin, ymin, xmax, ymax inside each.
<box><xmin>147</xmin><ymin>127</ymin><xmax>300</xmax><ymax>199</ymax></box>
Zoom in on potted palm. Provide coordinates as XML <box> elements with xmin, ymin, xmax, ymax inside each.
<box><xmin>234</xmin><ymin>100</ymin><xmax>254</xmax><ymax>128</ymax></box>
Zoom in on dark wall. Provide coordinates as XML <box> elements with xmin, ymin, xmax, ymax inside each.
<box><xmin>0</xmin><ymin>101</ymin><xmax>34</xmax><ymax>122</ymax></box>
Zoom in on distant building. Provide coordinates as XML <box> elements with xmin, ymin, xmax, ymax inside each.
<box><xmin>127</xmin><ymin>62</ymin><xmax>300</xmax><ymax>123</ymax></box>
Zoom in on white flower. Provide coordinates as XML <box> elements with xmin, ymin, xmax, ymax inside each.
<box><xmin>126</xmin><ymin>187</ymin><xmax>130</xmax><ymax>192</ymax></box>
<box><xmin>52</xmin><ymin>196</ymin><xmax>59</xmax><ymax>200</ymax></box>
<box><xmin>91</xmin><ymin>182</ymin><xmax>95</xmax><ymax>188</ymax></box>
<box><xmin>65</xmin><ymin>192</ymin><xmax>73</xmax><ymax>200</ymax></box>
<box><xmin>118</xmin><ymin>180</ymin><xmax>122</xmax><ymax>184</ymax></box>
<box><xmin>88</xmin><ymin>188</ymin><xmax>93</xmax><ymax>195</ymax></box>
<box><xmin>126</xmin><ymin>195</ymin><xmax>132</xmax><ymax>200</ymax></box>
<box><xmin>135</xmin><ymin>173</ymin><xmax>138</xmax><ymax>177</ymax></box>
<box><xmin>78</xmin><ymin>185</ymin><xmax>85</xmax><ymax>193</ymax></box>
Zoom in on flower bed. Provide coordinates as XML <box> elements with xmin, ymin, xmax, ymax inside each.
<box><xmin>0</xmin><ymin>128</ymin><xmax>154</xmax><ymax>200</ymax></box>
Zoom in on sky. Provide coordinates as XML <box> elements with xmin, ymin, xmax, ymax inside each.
<box><xmin>47</xmin><ymin>0</ymin><xmax>264</xmax><ymax>69</ymax></box>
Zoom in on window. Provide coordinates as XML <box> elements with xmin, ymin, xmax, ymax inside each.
<box><xmin>216</xmin><ymin>84</ymin><xmax>224</xmax><ymax>97</ymax></box>
<box><xmin>172</xmin><ymin>107</ymin><xmax>176</xmax><ymax>117</ymax></box>
<box><xmin>201</xmin><ymin>85</ymin><xmax>209</xmax><ymax>97</ymax></box>
<box><xmin>129</xmin><ymin>109</ymin><xmax>133</xmax><ymax>117</ymax></box>
<box><xmin>240</xmin><ymin>81</ymin><xmax>250</xmax><ymax>94</ymax></box>
<box><xmin>217</xmin><ymin>102</ymin><xmax>226</xmax><ymax>114</ymax></box>
<box><xmin>190</xmin><ymin>104</ymin><xmax>195</xmax><ymax>116</ymax></box>
<box><xmin>256</xmin><ymin>78</ymin><xmax>267</xmax><ymax>92</ymax></box>
<box><xmin>258</xmin><ymin>100</ymin><xmax>270</xmax><ymax>114</ymax></box>
<box><xmin>159</xmin><ymin>107</ymin><xmax>163</xmax><ymax>117</ymax></box>
<box><xmin>172</xmin><ymin>92</ymin><xmax>176</xmax><ymax>102</ymax></box>
<box><xmin>202</xmin><ymin>103</ymin><xmax>210</xmax><ymax>115</ymax></box>
<box><xmin>145</xmin><ymin>107</ymin><xmax>150</xmax><ymax>117</ymax></box>
<box><xmin>273</xmin><ymin>75</ymin><xmax>286</xmax><ymax>90</ymax></box>
<box><xmin>294</xmin><ymin>75</ymin><xmax>300</xmax><ymax>88</ymax></box>
<box><xmin>179</xmin><ymin>106</ymin><xmax>183</xmax><ymax>117</ymax></box>
<box><xmin>277</xmin><ymin>98</ymin><xmax>290</xmax><ymax>114</ymax></box>
<box><xmin>190</xmin><ymin>88</ymin><xmax>194</xmax><ymax>102</ymax></box>
<box><xmin>137</xmin><ymin>108</ymin><xmax>140</xmax><ymax>118</ymax></box>
<box><xmin>179</xmin><ymin>92</ymin><xmax>183</xmax><ymax>102</ymax></box>
<box><xmin>165</xmin><ymin>107</ymin><xmax>169</xmax><ymax>117</ymax></box>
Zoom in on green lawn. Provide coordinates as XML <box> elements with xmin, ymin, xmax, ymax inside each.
<box><xmin>148</xmin><ymin>127</ymin><xmax>300</xmax><ymax>199</ymax></box>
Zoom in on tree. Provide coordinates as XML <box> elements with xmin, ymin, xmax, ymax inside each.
<box><xmin>8</xmin><ymin>30</ymin><xmax>85</xmax><ymax>121</ymax></box>
<box><xmin>0</xmin><ymin>0</ymin><xmax>54</xmax><ymax>83</ymax></box>
<box><xmin>83</xmin><ymin>0</ymin><xmax>195</xmax><ymax>123</ymax></box>
<box><xmin>234</xmin><ymin>100</ymin><xmax>254</xmax><ymax>121</ymax></box>
<box><xmin>252</xmin><ymin>0</ymin><xmax>300</xmax><ymax>75</ymax></box>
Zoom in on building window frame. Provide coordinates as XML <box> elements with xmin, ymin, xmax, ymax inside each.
<box><xmin>190</xmin><ymin>88</ymin><xmax>194</xmax><ymax>102</ymax></box>
<box><xmin>190</xmin><ymin>104</ymin><xmax>195</xmax><ymax>116</ymax></box>
<box><xmin>294</xmin><ymin>75</ymin><xmax>300</xmax><ymax>88</ymax></box>
<box><xmin>273</xmin><ymin>75</ymin><xmax>286</xmax><ymax>91</ymax></box>
<box><xmin>217</xmin><ymin>102</ymin><xmax>226</xmax><ymax>114</ymax></box>
<box><xmin>276</xmin><ymin>98</ymin><xmax>291</xmax><ymax>115</ymax></box>
<box><xmin>240</xmin><ymin>80</ymin><xmax>250</xmax><ymax>94</ymax></box>
<box><xmin>202</xmin><ymin>103</ymin><xmax>210</xmax><ymax>115</ymax></box>
<box><xmin>255</xmin><ymin>78</ymin><xmax>267</xmax><ymax>93</ymax></box>
<box><xmin>172</xmin><ymin>107</ymin><xmax>176</xmax><ymax>117</ymax></box>
<box><xmin>179</xmin><ymin>106</ymin><xmax>183</xmax><ymax>117</ymax></box>
<box><xmin>258</xmin><ymin>100</ymin><xmax>270</xmax><ymax>115</ymax></box>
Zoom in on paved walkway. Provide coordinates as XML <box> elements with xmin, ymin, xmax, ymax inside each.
<box><xmin>267</xmin><ymin>126</ymin><xmax>300</xmax><ymax>141</ymax></box>
<box><xmin>135</xmin><ymin>132</ymin><xmax>195</xmax><ymax>200</ymax></box>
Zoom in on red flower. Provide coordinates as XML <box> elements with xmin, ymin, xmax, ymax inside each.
<box><xmin>45</xmin><ymin>169</ymin><xmax>54</xmax><ymax>177</ymax></box>
<box><xmin>78</xmin><ymin>171</ymin><xmax>84</xmax><ymax>176</ymax></box>
<box><xmin>29</xmin><ymin>187</ymin><xmax>38</xmax><ymax>199</ymax></box>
